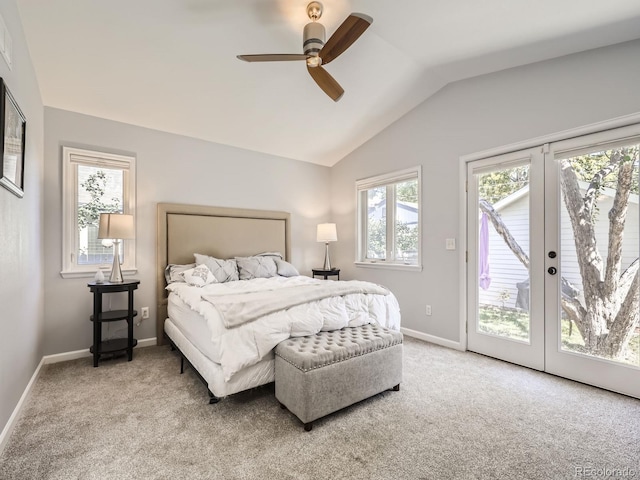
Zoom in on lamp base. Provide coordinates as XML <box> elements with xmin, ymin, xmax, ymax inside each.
<box><xmin>322</xmin><ymin>242</ymin><xmax>332</xmax><ymax>271</ymax></box>
<box><xmin>109</xmin><ymin>240</ymin><xmax>124</xmax><ymax>283</ymax></box>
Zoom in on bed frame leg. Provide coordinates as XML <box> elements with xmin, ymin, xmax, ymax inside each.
<box><xmin>392</xmin><ymin>384</ymin><xmax>400</xmax><ymax>391</ymax></box>
<box><xmin>180</xmin><ymin>356</ymin><xmax>184</xmax><ymax>374</ymax></box>
<box><xmin>304</xmin><ymin>422</ymin><xmax>313</xmax><ymax>432</ymax></box>
<box><xmin>208</xmin><ymin>390</ymin><xmax>220</xmax><ymax>404</ymax></box>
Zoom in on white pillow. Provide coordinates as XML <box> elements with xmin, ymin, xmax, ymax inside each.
<box><xmin>183</xmin><ymin>264</ymin><xmax>217</xmax><ymax>287</ymax></box>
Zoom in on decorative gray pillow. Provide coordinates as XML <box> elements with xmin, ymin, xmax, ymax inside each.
<box><xmin>235</xmin><ymin>256</ymin><xmax>278</xmax><ymax>280</ymax></box>
<box><xmin>275</xmin><ymin>258</ymin><xmax>299</xmax><ymax>277</ymax></box>
<box><xmin>194</xmin><ymin>254</ymin><xmax>239</xmax><ymax>283</ymax></box>
<box><xmin>183</xmin><ymin>264</ymin><xmax>217</xmax><ymax>287</ymax></box>
<box><xmin>164</xmin><ymin>263</ymin><xmax>196</xmax><ymax>284</ymax></box>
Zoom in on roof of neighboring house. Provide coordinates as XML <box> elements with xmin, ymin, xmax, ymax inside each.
<box><xmin>368</xmin><ymin>199</ymin><xmax>419</xmax><ymax>213</ymax></box>
<box><xmin>492</xmin><ymin>181</ymin><xmax>638</xmax><ymax>212</ymax></box>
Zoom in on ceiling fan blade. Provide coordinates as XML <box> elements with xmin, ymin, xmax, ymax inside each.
<box><xmin>237</xmin><ymin>54</ymin><xmax>308</xmax><ymax>62</ymax></box>
<box><xmin>307</xmin><ymin>65</ymin><xmax>344</xmax><ymax>102</ymax></box>
<box><xmin>319</xmin><ymin>13</ymin><xmax>373</xmax><ymax>65</ymax></box>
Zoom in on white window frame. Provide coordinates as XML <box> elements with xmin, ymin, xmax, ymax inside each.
<box><xmin>61</xmin><ymin>147</ymin><xmax>137</xmax><ymax>279</ymax></box>
<box><xmin>355</xmin><ymin>166</ymin><xmax>422</xmax><ymax>271</ymax></box>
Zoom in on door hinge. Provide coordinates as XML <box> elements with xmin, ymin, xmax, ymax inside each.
<box><xmin>465</xmin><ymin>251</ymin><xmax>468</xmax><ymax>263</ymax></box>
<box><xmin>465</xmin><ymin>180</ymin><xmax>468</xmax><ymax>192</ymax></box>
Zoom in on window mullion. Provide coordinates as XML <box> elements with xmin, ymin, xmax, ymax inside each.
<box><xmin>386</xmin><ymin>185</ymin><xmax>395</xmax><ymax>262</ymax></box>
<box><xmin>72</xmin><ymin>163</ymin><xmax>80</xmax><ymax>267</ymax></box>
<box><xmin>363</xmin><ymin>191</ymin><xmax>369</xmax><ymax>261</ymax></box>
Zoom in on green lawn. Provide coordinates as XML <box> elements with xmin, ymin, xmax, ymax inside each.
<box><xmin>478</xmin><ymin>304</ymin><xmax>640</xmax><ymax>367</ymax></box>
<box><xmin>478</xmin><ymin>305</ymin><xmax>530</xmax><ymax>342</ymax></box>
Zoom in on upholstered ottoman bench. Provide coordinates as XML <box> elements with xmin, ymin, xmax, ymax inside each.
<box><xmin>275</xmin><ymin>323</ymin><xmax>403</xmax><ymax>431</ymax></box>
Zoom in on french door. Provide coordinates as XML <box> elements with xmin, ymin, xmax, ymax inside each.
<box><xmin>467</xmin><ymin>148</ymin><xmax>545</xmax><ymax>370</ymax></box>
<box><xmin>467</xmin><ymin>124</ymin><xmax>640</xmax><ymax>398</ymax></box>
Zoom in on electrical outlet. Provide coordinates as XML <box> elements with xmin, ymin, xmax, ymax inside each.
<box><xmin>141</xmin><ymin>307</ymin><xmax>149</xmax><ymax>319</ymax></box>
<box><xmin>425</xmin><ymin>305</ymin><xmax>432</xmax><ymax>316</ymax></box>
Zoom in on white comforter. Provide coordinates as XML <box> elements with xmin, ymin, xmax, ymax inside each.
<box><xmin>167</xmin><ymin>276</ymin><xmax>401</xmax><ymax>381</ymax></box>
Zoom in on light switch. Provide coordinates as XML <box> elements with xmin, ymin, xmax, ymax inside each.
<box><xmin>445</xmin><ymin>238</ymin><xmax>456</xmax><ymax>250</ymax></box>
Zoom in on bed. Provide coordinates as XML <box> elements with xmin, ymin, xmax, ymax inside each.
<box><xmin>156</xmin><ymin>203</ymin><xmax>401</xmax><ymax>401</ymax></box>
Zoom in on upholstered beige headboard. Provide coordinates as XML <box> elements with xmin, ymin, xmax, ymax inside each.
<box><xmin>156</xmin><ymin>203</ymin><xmax>291</xmax><ymax>345</ymax></box>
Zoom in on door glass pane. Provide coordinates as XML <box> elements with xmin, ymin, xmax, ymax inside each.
<box><xmin>366</xmin><ymin>186</ymin><xmax>386</xmax><ymax>260</ymax></box>
<box><xmin>476</xmin><ymin>164</ymin><xmax>531</xmax><ymax>342</ymax></box>
<box><xmin>559</xmin><ymin>143</ymin><xmax>640</xmax><ymax>367</ymax></box>
<box><xmin>395</xmin><ymin>179</ymin><xmax>418</xmax><ymax>264</ymax></box>
<box><xmin>77</xmin><ymin>165</ymin><xmax>124</xmax><ymax>265</ymax></box>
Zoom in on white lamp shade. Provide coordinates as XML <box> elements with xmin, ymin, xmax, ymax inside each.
<box><xmin>317</xmin><ymin>223</ymin><xmax>337</xmax><ymax>243</ymax></box>
<box><xmin>98</xmin><ymin>213</ymin><xmax>135</xmax><ymax>239</ymax></box>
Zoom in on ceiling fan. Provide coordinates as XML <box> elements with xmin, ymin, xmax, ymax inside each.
<box><xmin>237</xmin><ymin>2</ymin><xmax>373</xmax><ymax>102</ymax></box>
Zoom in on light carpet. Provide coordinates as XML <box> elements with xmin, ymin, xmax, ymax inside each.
<box><xmin>1</xmin><ymin>338</ymin><xmax>638</xmax><ymax>479</ymax></box>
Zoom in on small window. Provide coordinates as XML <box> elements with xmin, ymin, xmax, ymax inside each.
<box><xmin>356</xmin><ymin>166</ymin><xmax>421</xmax><ymax>270</ymax></box>
<box><xmin>61</xmin><ymin>147</ymin><xmax>136</xmax><ymax>278</ymax></box>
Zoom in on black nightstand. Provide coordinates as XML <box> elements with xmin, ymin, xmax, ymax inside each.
<box><xmin>312</xmin><ymin>268</ymin><xmax>340</xmax><ymax>280</ymax></box>
<box><xmin>88</xmin><ymin>280</ymin><xmax>139</xmax><ymax>367</ymax></box>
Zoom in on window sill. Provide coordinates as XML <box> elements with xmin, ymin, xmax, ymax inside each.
<box><xmin>354</xmin><ymin>262</ymin><xmax>422</xmax><ymax>272</ymax></box>
<box><xmin>60</xmin><ymin>268</ymin><xmax>138</xmax><ymax>279</ymax></box>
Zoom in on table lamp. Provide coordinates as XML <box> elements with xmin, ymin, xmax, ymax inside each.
<box><xmin>98</xmin><ymin>213</ymin><xmax>135</xmax><ymax>283</ymax></box>
<box><xmin>317</xmin><ymin>223</ymin><xmax>337</xmax><ymax>270</ymax></box>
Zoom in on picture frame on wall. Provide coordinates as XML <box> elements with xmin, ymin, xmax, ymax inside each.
<box><xmin>0</xmin><ymin>78</ymin><xmax>26</xmax><ymax>198</ymax></box>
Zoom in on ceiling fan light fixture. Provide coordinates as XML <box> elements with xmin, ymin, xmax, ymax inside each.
<box><xmin>306</xmin><ymin>56</ymin><xmax>322</xmax><ymax>67</ymax></box>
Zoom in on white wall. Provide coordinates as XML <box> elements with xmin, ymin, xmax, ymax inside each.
<box><xmin>331</xmin><ymin>39</ymin><xmax>640</xmax><ymax>343</ymax></box>
<box><xmin>0</xmin><ymin>0</ymin><xmax>44</xmax><ymax>438</ymax></box>
<box><xmin>43</xmin><ymin>108</ymin><xmax>331</xmax><ymax>355</ymax></box>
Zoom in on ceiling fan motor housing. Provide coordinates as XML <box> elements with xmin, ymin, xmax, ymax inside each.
<box><xmin>303</xmin><ymin>21</ymin><xmax>325</xmax><ymax>60</ymax></box>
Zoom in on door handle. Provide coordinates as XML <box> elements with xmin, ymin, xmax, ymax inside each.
<box><xmin>548</xmin><ymin>267</ymin><xmax>557</xmax><ymax>275</ymax></box>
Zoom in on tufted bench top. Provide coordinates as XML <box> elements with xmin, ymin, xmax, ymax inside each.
<box><xmin>275</xmin><ymin>324</ymin><xmax>403</xmax><ymax>373</ymax></box>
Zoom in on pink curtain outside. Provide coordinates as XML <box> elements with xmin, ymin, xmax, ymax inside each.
<box><xmin>479</xmin><ymin>212</ymin><xmax>491</xmax><ymax>290</ymax></box>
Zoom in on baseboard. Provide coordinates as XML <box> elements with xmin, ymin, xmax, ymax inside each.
<box><xmin>0</xmin><ymin>337</ymin><xmax>157</xmax><ymax>456</ymax></box>
<box><xmin>42</xmin><ymin>337</ymin><xmax>157</xmax><ymax>364</ymax></box>
<box><xmin>0</xmin><ymin>357</ymin><xmax>45</xmax><ymax>455</ymax></box>
<box><xmin>401</xmin><ymin>327</ymin><xmax>465</xmax><ymax>351</ymax></box>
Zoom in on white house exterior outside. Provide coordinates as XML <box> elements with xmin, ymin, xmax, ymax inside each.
<box><xmin>368</xmin><ymin>199</ymin><xmax>418</xmax><ymax>225</ymax></box>
<box><xmin>479</xmin><ymin>183</ymin><xmax>640</xmax><ymax>310</ymax></box>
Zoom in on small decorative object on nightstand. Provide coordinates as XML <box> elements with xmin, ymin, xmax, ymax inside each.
<box><xmin>312</xmin><ymin>268</ymin><xmax>340</xmax><ymax>280</ymax></box>
<box><xmin>88</xmin><ymin>279</ymin><xmax>139</xmax><ymax>367</ymax></box>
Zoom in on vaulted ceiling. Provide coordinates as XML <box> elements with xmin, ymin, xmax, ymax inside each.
<box><xmin>17</xmin><ymin>0</ymin><xmax>640</xmax><ymax>166</ymax></box>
